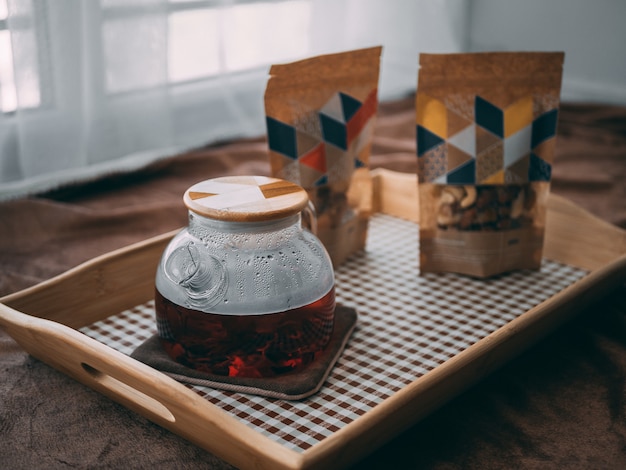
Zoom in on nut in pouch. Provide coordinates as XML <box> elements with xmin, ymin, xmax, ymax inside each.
<box><xmin>416</xmin><ymin>52</ymin><xmax>565</xmax><ymax>278</ymax></box>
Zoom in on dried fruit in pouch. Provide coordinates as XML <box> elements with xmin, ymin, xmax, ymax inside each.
<box><xmin>264</xmin><ymin>47</ymin><xmax>382</xmax><ymax>266</ymax></box>
<box><xmin>416</xmin><ymin>52</ymin><xmax>564</xmax><ymax>278</ymax></box>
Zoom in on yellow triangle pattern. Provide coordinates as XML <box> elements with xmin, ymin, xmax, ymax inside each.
<box><xmin>416</xmin><ymin>93</ymin><xmax>447</xmax><ymax>139</ymax></box>
<box><xmin>480</xmin><ymin>170</ymin><xmax>505</xmax><ymax>184</ymax></box>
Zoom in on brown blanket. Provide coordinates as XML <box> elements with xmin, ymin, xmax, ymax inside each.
<box><xmin>1</xmin><ymin>97</ymin><xmax>625</xmax><ymax>468</ymax></box>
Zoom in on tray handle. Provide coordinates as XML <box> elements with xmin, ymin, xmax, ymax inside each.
<box><xmin>0</xmin><ymin>303</ymin><xmax>303</xmax><ymax>470</ymax></box>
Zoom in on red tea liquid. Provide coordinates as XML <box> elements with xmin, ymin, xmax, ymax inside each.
<box><xmin>155</xmin><ymin>288</ymin><xmax>335</xmax><ymax>378</ymax></box>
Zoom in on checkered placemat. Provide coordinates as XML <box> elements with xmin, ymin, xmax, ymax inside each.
<box><xmin>80</xmin><ymin>213</ymin><xmax>588</xmax><ymax>452</ymax></box>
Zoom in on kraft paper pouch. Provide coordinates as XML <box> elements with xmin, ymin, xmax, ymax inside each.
<box><xmin>416</xmin><ymin>52</ymin><xmax>565</xmax><ymax>278</ymax></box>
<box><xmin>264</xmin><ymin>47</ymin><xmax>382</xmax><ymax>266</ymax></box>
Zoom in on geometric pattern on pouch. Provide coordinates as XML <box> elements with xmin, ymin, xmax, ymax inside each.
<box><xmin>528</xmin><ymin>152</ymin><xmax>552</xmax><ymax>181</ymax></box>
<box><xmin>326</xmin><ymin>143</ymin><xmax>354</xmax><ymax>186</ymax></box>
<box><xmin>476</xmin><ymin>141</ymin><xmax>504</xmax><ymax>183</ymax></box>
<box><xmin>505</xmin><ymin>154</ymin><xmax>531</xmax><ymax>184</ymax></box>
<box><xmin>298</xmin><ymin>161</ymin><xmax>326</xmax><ymax>189</ymax></box>
<box><xmin>447</xmin><ymin>123</ymin><xmax>476</xmax><ymax>158</ymax></box>
<box><xmin>475</xmin><ymin>125</ymin><xmax>501</xmax><ymax>155</ymax></box>
<box><xmin>446</xmin><ymin>143</ymin><xmax>474</xmax><ymax>174</ymax></box>
<box><xmin>417</xmin><ymin>143</ymin><xmax>447</xmax><ymax>183</ymax></box>
<box><xmin>299</xmin><ymin>142</ymin><xmax>326</xmax><ymax>173</ymax></box>
<box><xmin>416</xmin><ymin>93</ymin><xmax>447</xmax><ymax>139</ymax></box>
<box><xmin>267</xmin><ymin>89</ymin><xmax>378</xmax><ymax>188</ymax></box>
<box><xmin>416</xmin><ymin>93</ymin><xmax>559</xmax><ymax>184</ymax></box>
<box><xmin>531</xmin><ymin>137</ymin><xmax>556</xmax><ymax>163</ymax></box>
<box><xmin>446</xmin><ymin>106</ymin><xmax>473</xmax><ymax>137</ymax></box>
<box><xmin>266</xmin><ymin>117</ymin><xmax>297</xmax><ymax>159</ymax></box>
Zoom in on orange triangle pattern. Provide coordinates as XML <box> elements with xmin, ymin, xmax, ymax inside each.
<box><xmin>300</xmin><ymin>142</ymin><xmax>326</xmax><ymax>173</ymax></box>
<box><xmin>346</xmin><ymin>88</ymin><xmax>378</xmax><ymax>146</ymax></box>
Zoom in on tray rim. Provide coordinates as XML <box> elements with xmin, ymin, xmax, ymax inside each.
<box><xmin>1</xmin><ymin>168</ymin><xmax>625</xmax><ymax>470</ymax></box>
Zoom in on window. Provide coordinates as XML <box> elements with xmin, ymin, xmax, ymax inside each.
<box><xmin>99</xmin><ymin>0</ymin><xmax>311</xmax><ymax>94</ymax></box>
<box><xmin>0</xmin><ymin>0</ymin><xmax>314</xmax><ymax>195</ymax></box>
<box><xmin>0</xmin><ymin>0</ymin><xmax>46</xmax><ymax>114</ymax></box>
<box><xmin>0</xmin><ymin>0</ymin><xmax>17</xmax><ymax>112</ymax></box>
<box><xmin>0</xmin><ymin>0</ymin><xmax>311</xmax><ymax>110</ymax></box>
<box><xmin>0</xmin><ymin>0</ymin><xmax>49</xmax><ymax>115</ymax></box>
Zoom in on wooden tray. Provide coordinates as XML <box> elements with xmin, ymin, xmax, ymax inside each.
<box><xmin>1</xmin><ymin>169</ymin><xmax>625</xmax><ymax>470</ymax></box>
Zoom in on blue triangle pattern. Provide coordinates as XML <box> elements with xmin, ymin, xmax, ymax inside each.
<box><xmin>531</xmin><ymin>109</ymin><xmax>558</xmax><ymax>149</ymax></box>
<box><xmin>475</xmin><ymin>96</ymin><xmax>504</xmax><ymax>138</ymax></box>
<box><xmin>320</xmin><ymin>113</ymin><xmax>347</xmax><ymax>150</ymax></box>
<box><xmin>417</xmin><ymin>125</ymin><xmax>445</xmax><ymax>156</ymax></box>
<box><xmin>314</xmin><ymin>175</ymin><xmax>328</xmax><ymax>187</ymax></box>
<box><xmin>528</xmin><ymin>153</ymin><xmax>551</xmax><ymax>181</ymax></box>
<box><xmin>266</xmin><ymin>116</ymin><xmax>297</xmax><ymax>159</ymax></box>
<box><xmin>446</xmin><ymin>159</ymin><xmax>476</xmax><ymax>184</ymax></box>
<box><xmin>340</xmin><ymin>92</ymin><xmax>362</xmax><ymax>122</ymax></box>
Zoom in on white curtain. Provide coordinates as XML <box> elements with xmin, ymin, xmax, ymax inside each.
<box><xmin>0</xmin><ymin>0</ymin><xmax>469</xmax><ymax>199</ymax></box>
<box><xmin>1</xmin><ymin>0</ymin><xmax>624</xmax><ymax>200</ymax></box>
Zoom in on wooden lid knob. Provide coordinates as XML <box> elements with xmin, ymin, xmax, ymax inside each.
<box><xmin>183</xmin><ymin>176</ymin><xmax>309</xmax><ymax>222</ymax></box>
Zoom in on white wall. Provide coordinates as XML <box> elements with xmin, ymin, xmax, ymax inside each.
<box><xmin>468</xmin><ymin>0</ymin><xmax>626</xmax><ymax>104</ymax></box>
<box><xmin>310</xmin><ymin>0</ymin><xmax>471</xmax><ymax>101</ymax></box>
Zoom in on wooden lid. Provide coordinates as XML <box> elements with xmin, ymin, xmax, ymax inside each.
<box><xmin>183</xmin><ymin>176</ymin><xmax>309</xmax><ymax>222</ymax></box>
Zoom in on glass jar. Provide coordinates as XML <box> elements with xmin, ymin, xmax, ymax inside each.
<box><xmin>154</xmin><ymin>175</ymin><xmax>336</xmax><ymax>378</ymax></box>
